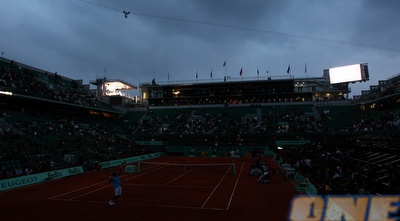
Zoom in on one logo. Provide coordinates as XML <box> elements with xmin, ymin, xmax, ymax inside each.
<box><xmin>287</xmin><ymin>194</ymin><xmax>400</xmax><ymax>221</ymax></box>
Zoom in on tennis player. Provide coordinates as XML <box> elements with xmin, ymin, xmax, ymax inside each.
<box><xmin>108</xmin><ymin>172</ymin><xmax>122</xmax><ymax>205</ymax></box>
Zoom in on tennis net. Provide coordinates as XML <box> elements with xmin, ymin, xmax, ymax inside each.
<box><xmin>137</xmin><ymin>161</ymin><xmax>236</xmax><ymax>175</ymax></box>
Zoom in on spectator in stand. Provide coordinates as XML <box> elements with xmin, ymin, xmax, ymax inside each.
<box><xmin>257</xmin><ymin>169</ymin><xmax>271</xmax><ymax>184</ymax></box>
<box><xmin>25</xmin><ymin>167</ymin><xmax>33</xmax><ymax>175</ymax></box>
<box><xmin>14</xmin><ymin>168</ymin><xmax>23</xmax><ymax>176</ymax></box>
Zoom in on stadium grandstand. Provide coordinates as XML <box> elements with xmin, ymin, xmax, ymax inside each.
<box><xmin>1</xmin><ymin>56</ymin><xmax>399</xmax><ymax>196</ymax></box>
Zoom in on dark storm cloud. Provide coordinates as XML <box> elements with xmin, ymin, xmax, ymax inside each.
<box><xmin>117</xmin><ymin>0</ymin><xmax>298</xmax><ymax>78</ymax></box>
<box><xmin>349</xmin><ymin>0</ymin><xmax>400</xmax><ymax>52</ymax></box>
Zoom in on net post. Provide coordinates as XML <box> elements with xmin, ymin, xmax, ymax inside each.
<box><xmin>137</xmin><ymin>162</ymin><xmax>141</xmax><ymax>173</ymax></box>
<box><xmin>233</xmin><ymin>163</ymin><xmax>236</xmax><ymax>175</ymax></box>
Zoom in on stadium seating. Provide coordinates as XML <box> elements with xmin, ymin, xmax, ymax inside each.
<box><xmin>1</xmin><ymin>57</ymin><xmax>400</xmax><ymax>196</ymax></box>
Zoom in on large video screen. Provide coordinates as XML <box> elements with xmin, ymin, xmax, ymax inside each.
<box><xmin>329</xmin><ymin>64</ymin><xmax>362</xmax><ymax>84</ymax></box>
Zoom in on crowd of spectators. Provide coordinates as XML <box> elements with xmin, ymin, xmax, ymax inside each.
<box><xmin>191</xmin><ymin>111</ymin><xmax>242</xmax><ymax>135</ymax></box>
<box><xmin>136</xmin><ymin>110</ymin><xmax>191</xmax><ymax>135</ymax></box>
<box><xmin>133</xmin><ymin>105</ymin><xmax>322</xmax><ymax>138</ymax></box>
<box><xmin>1</xmin><ymin>61</ymin><xmax>101</xmax><ymax>108</ymax></box>
<box><xmin>0</xmin><ymin>58</ymin><xmax>129</xmax><ymax>178</ymax></box>
<box><xmin>278</xmin><ymin>137</ymin><xmax>400</xmax><ymax>195</ymax></box>
<box><xmin>341</xmin><ymin>110</ymin><xmax>400</xmax><ymax>132</ymax></box>
<box><xmin>0</xmin><ymin>108</ymin><xmax>144</xmax><ymax>179</ymax></box>
<box><xmin>262</xmin><ymin>107</ymin><xmax>322</xmax><ymax>133</ymax></box>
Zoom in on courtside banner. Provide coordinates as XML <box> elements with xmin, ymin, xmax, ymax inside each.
<box><xmin>287</xmin><ymin>194</ymin><xmax>400</xmax><ymax>221</ymax></box>
<box><xmin>0</xmin><ymin>166</ymin><xmax>84</xmax><ymax>191</ymax></box>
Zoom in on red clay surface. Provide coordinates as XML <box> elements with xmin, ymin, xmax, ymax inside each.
<box><xmin>0</xmin><ymin>156</ymin><xmax>297</xmax><ymax>221</ymax></box>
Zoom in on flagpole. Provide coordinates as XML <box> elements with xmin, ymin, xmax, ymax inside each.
<box><xmin>257</xmin><ymin>66</ymin><xmax>259</xmax><ymax>80</ymax></box>
<box><xmin>223</xmin><ymin>60</ymin><xmax>227</xmax><ymax>82</ymax></box>
<box><xmin>305</xmin><ymin>63</ymin><xmax>308</xmax><ymax>79</ymax></box>
<box><xmin>224</xmin><ymin>60</ymin><xmax>227</xmax><ymax>80</ymax></box>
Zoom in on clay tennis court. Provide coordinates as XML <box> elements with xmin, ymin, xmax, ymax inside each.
<box><xmin>0</xmin><ymin>156</ymin><xmax>297</xmax><ymax>221</ymax></box>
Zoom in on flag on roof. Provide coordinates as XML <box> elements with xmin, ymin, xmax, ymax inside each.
<box><xmin>304</xmin><ymin>63</ymin><xmax>307</xmax><ymax>73</ymax></box>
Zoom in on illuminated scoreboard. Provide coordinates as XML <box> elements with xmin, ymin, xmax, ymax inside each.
<box><xmin>324</xmin><ymin>63</ymin><xmax>369</xmax><ymax>84</ymax></box>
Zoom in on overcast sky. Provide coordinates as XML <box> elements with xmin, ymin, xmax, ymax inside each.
<box><xmin>1</xmin><ymin>0</ymin><xmax>399</xmax><ymax>98</ymax></box>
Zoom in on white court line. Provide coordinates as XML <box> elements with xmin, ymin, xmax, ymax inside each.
<box><xmin>124</xmin><ymin>183</ymin><xmax>213</xmax><ymax>189</ymax></box>
<box><xmin>53</xmin><ymin>198</ymin><xmax>227</xmax><ymax>211</ymax></box>
<box><xmin>68</xmin><ymin>184</ymin><xmax>111</xmax><ymax>200</ymax></box>
<box><xmin>49</xmin><ymin>179</ymin><xmax>110</xmax><ymax>200</ymax></box>
<box><xmin>49</xmin><ymin>160</ymin><xmax>241</xmax><ymax>211</ymax></box>
<box><xmin>49</xmin><ymin>162</ymin><xmax>175</xmax><ymax>200</ymax></box>
<box><xmin>162</xmin><ymin>169</ymin><xmax>193</xmax><ymax>186</ymax></box>
<box><xmin>201</xmin><ymin>164</ymin><xmax>233</xmax><ymax>209</ymax></box>
<box><xmin>226</xmin><ymin>162</ymin><xmax>245</xmax><ymax>210</ymax></box>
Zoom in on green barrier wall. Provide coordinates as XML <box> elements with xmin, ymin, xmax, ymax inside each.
<box><xmin>99</xmin><ymin>152</ymin><xmax>163</xmax><ymax>169</ymax></box>
<box><xmin>0</xmin><ymin>166</ymin><xmax>84</xmax><ymax>191</ymax></box>
<box><xmin>166</xmin><ymin>146</ymin><xmax>268</xmax><ymax>156</ymax></box>
<box><xmin>275</xmin><ymin>140</ymin><xmax>310</xmax><ymax>146</ymax></box>
<box><xmin>124</xmin><ymin>165</ymin><xmax>136</xmax><ymax>173</ymax></box>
